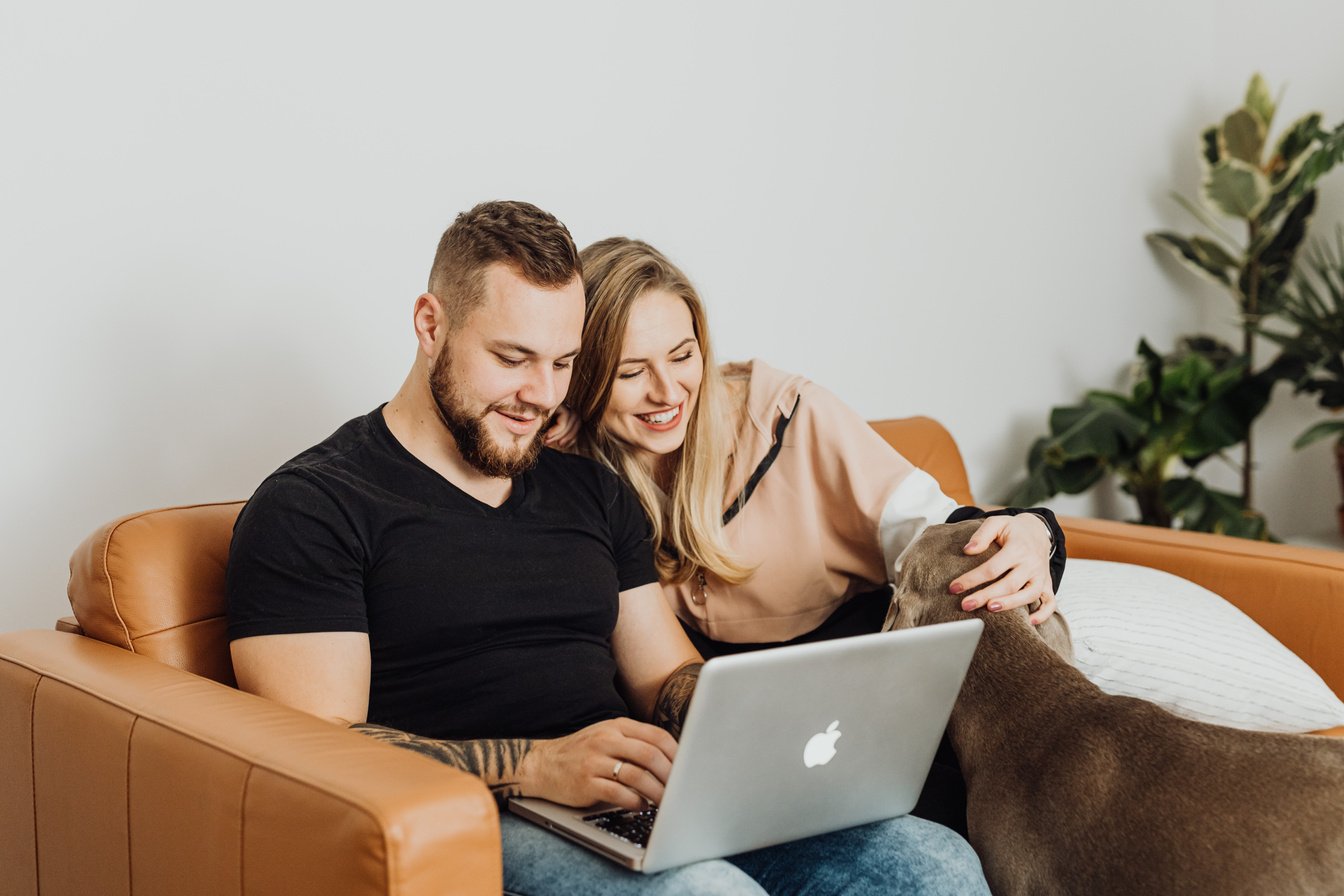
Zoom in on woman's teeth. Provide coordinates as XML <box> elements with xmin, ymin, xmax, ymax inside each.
<box><xmin>638</xmin><ymin>407</ymin><xmax>679</xmax><ymax>425</ymax></box>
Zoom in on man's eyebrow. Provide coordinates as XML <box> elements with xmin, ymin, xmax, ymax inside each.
<box><xmin>619</xmin><ymin>337</ymin><xmax>696</xmax><ymax>366</ymax></box>
<box><xmin>491</xmin><ymin>341</ymin><xmax>580</xmax><ymax>359</ymax></box>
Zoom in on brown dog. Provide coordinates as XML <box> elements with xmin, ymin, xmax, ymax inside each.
<box><xmin>885</xmin><ymin>520</ymin><xmax>1344</xmax><ymax>896</ymax></box>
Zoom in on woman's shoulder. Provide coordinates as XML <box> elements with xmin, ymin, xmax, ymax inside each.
<box><xmin>719</xmin><ymin>359</ymin><xmax>814</xmax><ymax>435</ymax></box>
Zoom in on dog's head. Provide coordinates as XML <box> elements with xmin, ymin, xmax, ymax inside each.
<box><xmin>883</xmin><ymin>520</ymin><xmax>993</xmax><ymax>632</ymax></box>
<box><xmin>883</xmin><ymin>520</ymin><xmax>1073</xmax><ymax>660</ymax></box>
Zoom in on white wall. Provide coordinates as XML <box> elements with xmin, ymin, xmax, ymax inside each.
<box><xmin>3</xmin><ymin>0</ymin><xmax>1343</xmax><ymax>632</ymax></box>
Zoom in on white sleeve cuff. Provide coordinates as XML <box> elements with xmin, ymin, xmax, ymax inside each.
<box><xmin>879</xmin><ymin>469</ymin><xmax>960</xmax><ymax>582</ymax></box>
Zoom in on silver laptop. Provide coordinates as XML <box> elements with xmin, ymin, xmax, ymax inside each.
<box><xmin>509</xmin><ymin>618</ymin><xmax>982</xmax><ymax>873</ymax></box>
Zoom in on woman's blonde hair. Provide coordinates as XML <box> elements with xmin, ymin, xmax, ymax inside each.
<box><xmin>568</xmin><ymin>237</ymin><xmax>753</xmax><ymax>585</ymax></box>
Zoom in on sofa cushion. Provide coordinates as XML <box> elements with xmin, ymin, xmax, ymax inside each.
<box><xmin>868</xmin><ymin>417</ymin><xmax>975</xmax><ymax>506</ymax></box>
<box><xmin>1057</xmin><ymin>559</ymin><xmax>1344</xmax><ymax>733</ymax></box>
<box><xmin>67</xmin><ymin>502</ymin><xmax>244</xmax><ymax>685</ymax></box>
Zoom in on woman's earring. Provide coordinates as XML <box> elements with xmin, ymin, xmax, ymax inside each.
<box><xmin>691</xmin><ymin>570</ymin><xmax>708</xmax><ymax>605</ymax></box>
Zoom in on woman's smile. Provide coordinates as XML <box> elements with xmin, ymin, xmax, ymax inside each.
<box><xmin>636</xmin><ymin>403</ymin><xmax>684</xmax><ymax>430</ymax></box>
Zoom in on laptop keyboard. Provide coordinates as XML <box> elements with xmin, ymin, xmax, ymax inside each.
<box><xmin>583</xmin><ymin>806</ymin><xmax>659</xmax><ymax>847</ymax></box>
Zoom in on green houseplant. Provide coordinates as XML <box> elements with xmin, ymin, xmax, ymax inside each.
<box><xmin>1259</xmin><ymin>229</ymin><xmax>1344</xmax><ymax>531</ymax></box>
<box><xmin>1004</xmin><ymin>337</ymin><xmax>1275</xmax><ymax>539</ymax></box>
<box><xmin>1006</xmin><ymin>74</ymin><xmax>1343</xmax><ymax>538</ymax></box>
<box><xmin>1147</xmin><ymin>73</ymin><xmax>1344</xmax><ymax>506</ymax></box>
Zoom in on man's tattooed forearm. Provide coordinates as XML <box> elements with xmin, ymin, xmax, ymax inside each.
<box><xmin>351</xmin><ymin>723</ymin><xmax>534</xmax><ymax>805</ymax></box>
<box><xmin>653</xmin><ymin>661</ymin><xmax>703</xmax><ymax>739</ymax></box>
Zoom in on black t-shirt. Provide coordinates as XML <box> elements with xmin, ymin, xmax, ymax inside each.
<box><xmin>225</xmin><ymin>407</ymin><xmax>658</xmax><ymax>741</ymax></box>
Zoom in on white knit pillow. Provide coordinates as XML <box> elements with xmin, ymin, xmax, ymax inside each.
<box><xmin>1055</xmin><ymin>559</ymin><xmax>1344</xmax><ymax>733</ymax></box>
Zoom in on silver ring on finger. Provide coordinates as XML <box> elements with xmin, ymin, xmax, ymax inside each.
<box><xmin>612</xmin><ymin>760</ymin><xmax>624</xmax><ymax>779</ymax></box>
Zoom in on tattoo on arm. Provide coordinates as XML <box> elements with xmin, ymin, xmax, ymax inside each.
<box><xmin>350</xmin><ymin>723</ymin><xmax>534</xmax><ymax>806</ymax></box>
<box><xmin>652</xmin><ymin>661</ymin><xmax>703</xmax><ymax>740</ymax></box>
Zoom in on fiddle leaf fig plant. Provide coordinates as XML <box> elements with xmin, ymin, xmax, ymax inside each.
<box><xmin>1147</xmin><ymin>74</ymin><xmax>1344</xmax><ymax>506</ymax></box>
<box><xmin>1004</xmin><ymin>337</ymin><xmax>1275</xmax><ymax>540</ymax></box>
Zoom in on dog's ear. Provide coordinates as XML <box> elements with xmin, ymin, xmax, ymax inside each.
<box><xmin>882</xmin><ymin>590</ymin><xmax>922</xmax><ymax>632</ymax></box>
<box><xmin>881</xmin><ymin>595</ymin><xmax>900</xmax><ymax>632</ymax></box>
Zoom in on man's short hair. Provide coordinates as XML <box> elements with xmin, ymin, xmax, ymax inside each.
<box><xmin>427</xmin><ymin>200</ymin><xmax>582</xmax><ymax>324</ymax></box>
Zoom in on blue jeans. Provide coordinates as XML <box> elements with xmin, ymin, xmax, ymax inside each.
<box><xmin>500</xmin><ymin>813</ymin><xmax>990</xmax><ymax>895</ymax></box>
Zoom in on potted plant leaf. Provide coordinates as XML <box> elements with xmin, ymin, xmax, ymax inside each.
<box><xmin>1259</xmin><ymin>228</ymin><xmax>1344</xmax><ymax>534</ymax></box>
<box><xmin>1147</xmin><ymin>73</ymin><xmax>1344</xmax><ymax>507</ymax></box>
<box><xmin>1004</xmin><ymin>337</ymin><xmax>1275</xmax><ymax>539</ymax></box>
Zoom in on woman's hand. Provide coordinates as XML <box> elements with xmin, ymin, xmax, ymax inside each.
<box><xmin>543</xmin><ymin>404</ymin><xmax>580</xmax><ymax>450</ymax></box>
<box><xmin>948</xmin><ymin>515</ymin><xmax>1056</xmax><ymax>625</ymax></box>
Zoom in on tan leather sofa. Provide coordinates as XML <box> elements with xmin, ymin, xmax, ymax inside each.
<box><xmin>3</xmin><ymin>417</ymin><xmax>1341</xmax><ymax>896</ymax></box>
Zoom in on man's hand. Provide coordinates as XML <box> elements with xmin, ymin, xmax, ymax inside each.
<box><xmin>949</xmin><ymin>514</ymin><xmax>1057</xmax><ymax>625</ymax></box>
<box><xmin>520</xmin><ymin>717</ymin><xmax>678</xmax><ymax>809</ymax></box>
<box><xmin>352</xmin><ymin>716</ymin><xmax>675</xmax><ymax>810</ymax></box>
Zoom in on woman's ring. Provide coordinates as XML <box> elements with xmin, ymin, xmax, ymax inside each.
<box><xmin>612</xmin><ymin>760</ymin><xmax>624</xmax><ymax>779</ymax></box>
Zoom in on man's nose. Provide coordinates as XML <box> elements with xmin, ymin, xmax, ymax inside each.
<box><xmin>519</xmin><ymin>365</ymin><xmax>560</xmax><ymax>410</ymax></box>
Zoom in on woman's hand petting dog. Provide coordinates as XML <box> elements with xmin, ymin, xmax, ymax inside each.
<box><xmin>949</xmin><ymin>514</ymin><xmax>1056</xmax><ymax>626</ymax></box>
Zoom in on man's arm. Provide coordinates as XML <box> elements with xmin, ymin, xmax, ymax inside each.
<box><xmin>230</xmin><ymin>631</ymin><xmax>371</xmax><ymax>726</ymax></box>
<box><xmin>349</xmin><ymin>590</ymin><xmax>695</xmax><ymax>808</ymax></box>
<box><xmin>348</xmin><ymin>717</ymin><xmax>675</xmax><ymax>809</ymax></box>
<box><xmin>348</xmin><ymin>724</ymin><xmax>535</xmax><ymax>804</ymax></box>
<box><xmin>231</xmin><ymin>628</ymin><xmax>676</xmax><ymax>809</ymax></box>
<box><xmin>230</xmin><ymin>633</ymin><xmax>532</xmax><ymax>801</ymax></box>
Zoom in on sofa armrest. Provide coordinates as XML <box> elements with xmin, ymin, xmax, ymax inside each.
<box><xmin>0</xmin><ymin>629</ymin><xmax>501</xmax><ymax>896</ymax></box>
<box><xmin>1060</xmin><ymin>516</ymin><xmax>1344</xmax><ymax>703</ymax></box>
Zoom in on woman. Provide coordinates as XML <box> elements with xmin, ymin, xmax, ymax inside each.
<box><xmin>549</xmin><ymin>237</ymin><xmax>1063</xmax><ymax>645</ymax></box>
<box><xmin>546</xmin><ymin>238</ymin><xmax>1063</xmax><ymax>833</ymax></box>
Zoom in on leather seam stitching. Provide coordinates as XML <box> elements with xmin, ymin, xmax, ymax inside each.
<box><xmin>240</xmin><ymin>763</ymin><xmax>253</xmax><ymax>896</ymax></box>
<box><xmin>126</xmin><ymin>715</ymin><xmax>138</xmax><ymax>894</ymax></box>
<box><xmin>29</xmin><ymin>674</ymin><xmax>42</xmax><ymax>894</ymax></box>
<box><xmin>127</xmin><ymin>615</ymin><xmax>228</xmax><ymax>646</ymax></box>
<box><xmin>98</xmin><ymin>522</ymin><xmax>135</xmax><ymax>651</ymax></box>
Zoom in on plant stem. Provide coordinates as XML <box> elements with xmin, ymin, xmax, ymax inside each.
<box><xmin>1134</xmin><ymin>486</ymin><xmax>1173</xmax><ymax>528</ymax></box>
<box><xmin>1129</xmin><ymin>466</ymin><xmax>1173</xmax><ymax>528</ymax></box>
<box><xmin>1242</xmin><ymin>219</ymin><xmax>1261</xmax><ymax>507</ymax></box>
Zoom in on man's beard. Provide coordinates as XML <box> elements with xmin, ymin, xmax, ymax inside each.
<box><xmin>428</xmin><ymin>350</ymin><xmax>549</xmax><ymax>479</ymax></box>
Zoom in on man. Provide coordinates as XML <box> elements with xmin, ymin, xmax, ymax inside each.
<box><xmin>226</xmin><ymin>200</ymin><xmax>988</xmax><ymax>894</ymax></box>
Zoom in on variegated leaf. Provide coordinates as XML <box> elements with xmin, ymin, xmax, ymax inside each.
<box><xmin>1148</xmin><ymin>232</ymin><xmax>1233</xmax><ymax>286</ymax></box>
<box><xmin>1268</xmin><ymin>112</ymin><xmax>1323</xmax><ymax>184</ymax></box>
<box><xmin>1203</xmin><ymin>160</ymin><xmax>1270</xmax><ymax>219</ymax></box>
<box><xmin>1201</xmin><ymin>125</ymin><xmax>1221</xmax><ymax>168</ymax></box>
<box><xmin>1222</xmin><ymin>108</ymin><xmax>1265</xmax><ymax>165</ymax></box>
<box><xmin>1244</xmin><ymin>73</ymin><xmax>1276</xmax><ymax>129</ymax></box>
<box><xmin>1190</xmin><ymin>236</ymin><xmax>1240</xmax><ymax>270</ymax></box>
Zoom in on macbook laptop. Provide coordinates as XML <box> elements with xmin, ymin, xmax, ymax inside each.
<box><xmin>509</xmin><ymin>617</ymin><xmax>982</xmax><ymax>873</ymax></box>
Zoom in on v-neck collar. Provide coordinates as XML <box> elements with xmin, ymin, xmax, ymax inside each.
<box><xmin>371</xmin><ymin>405</ymin><xmax>528</xmax><ymax>513</ymax></box>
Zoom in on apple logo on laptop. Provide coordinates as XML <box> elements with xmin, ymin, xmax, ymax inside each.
<box><xmin>803</xmin><ymin>720</ymin><xmax>842</xmax><ymax>768</ymax></box>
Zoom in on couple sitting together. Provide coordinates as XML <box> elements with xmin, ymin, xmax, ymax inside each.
<box><xmin>225</xmin><ymin>200</ymin><xmax>1066</xmax><ymax>895</ymax></box>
